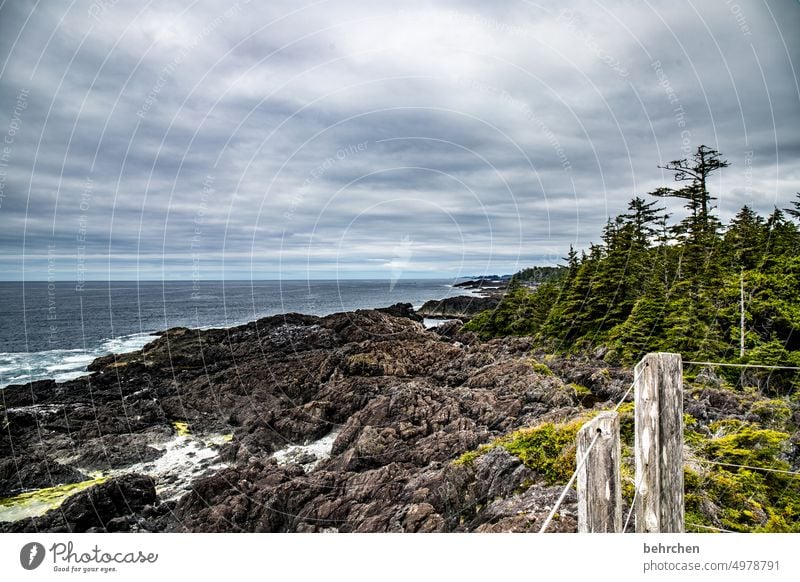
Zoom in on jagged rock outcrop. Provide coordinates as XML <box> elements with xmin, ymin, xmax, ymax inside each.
<box><xmin>416</xmin><ymin>295</ymin><xmax>500</xmax><ymax>319</ymax></box>
<box><xmin>0</xmin><ymin>456</ymin><xmax>89</xmax><ymax>497</ymax></box>
<box><xmin>0</xmin><ymin>307</ymin><xmax>633</xmax><ymax>532</ymax></box>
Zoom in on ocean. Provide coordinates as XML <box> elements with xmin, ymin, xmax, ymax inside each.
<box><xmin>0</xmin><ymin>279</ymin><xmax>469</xmax><ymax>388</ymax></box>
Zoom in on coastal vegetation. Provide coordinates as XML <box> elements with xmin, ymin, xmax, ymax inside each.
<box><xmin>453</xmin><ymin>385</ymin><xmax>800</xmax><ymax>532</ymax></box>
<box><xmin>459</xmin><ymin>146</ymin><xmax>800</xmax><ymax>532</ymax></box>
<box><xmin>465</xmin><ymin>146</ymin><xmax>800</xmax><ymax>392</ymax></box>
<box><xmin>454</xmin><ymin>415</ymin><xmax>590</xmax><ymax>484</ymax></box>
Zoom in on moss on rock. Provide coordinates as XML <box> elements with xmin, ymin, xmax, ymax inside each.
<box><xmin>528</xmin><ymin>359</ymin><xmax>554</xmax><ymax>377</ymax></box>
<box><xmin>172</xmin><ymin>420</ymin><xmax>191</xmax><ymax>436</ymax></box>
<box><xmin>0</xmin><ymin>477</ymin><xmax>109</xmax><ymax>522</ymax></box>
<box><xmin>685</xmin><ymin>419</ymin><xmax>800</xmax><ymax>532</ymax></box>
<box><xmin>454</xmin><ymin>416</ymin><xmax>593</xmax><ymax>485</ymax></box>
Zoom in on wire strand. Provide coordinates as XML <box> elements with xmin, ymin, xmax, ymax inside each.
<box><xmin>699</xmin><ymin>460</ymin><xmax>800</xmax><ymax>476</ymax></box>
<box><xmin>683</xmin><ymin>361</ymin><xmax>800</xmax><ymax>371</ymax></box>
<box><xmin>623</xmin><ymin>474</ymin><xmax>641</xmax><ymax>532</ymax></box>
<box><xmin>546</xmin><ymin>365</ymin><xmax>646</xmax><ymax>533</ymax></box>
<box><xmin>613</xmin><ymin>363</ymin><xmax>646</xmax><ymax>411</ymax></box>
<box><xmin>539</xmin><ymin>430</ymin><xmax>601</xmax><ymax>533</ymax></box>
<box><xmin>686</xmin><ymin>522</ymin><xmax>735</xmax><ymax>533</ymax></box>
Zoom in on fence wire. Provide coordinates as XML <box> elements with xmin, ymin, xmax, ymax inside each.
<box><xmin>539</xmin><ymin>366</ymin><xmax>646</xmax><ymax>532</ymax></box>
<box><xmin>541</xmin><ymin>355</ymin><xmax>798</xmax><ymax>533</ymax></box>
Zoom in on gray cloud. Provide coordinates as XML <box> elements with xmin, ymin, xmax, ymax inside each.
<box><xmin>0</xmin><ymin>0</ymin><xmax>798</xmax><ymax>280</ymax></box>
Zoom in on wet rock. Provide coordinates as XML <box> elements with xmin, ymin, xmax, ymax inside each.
<box><xmin>377</xmin><ymin>303</ymin><xmax>423</xmax><ymax>322</ymax></box>
<box><xmin>544</xmin><ymin>355</ymin><xmax>632</xmax><ymax>403</ymax></box>
<box><xmin>0</xmin><ymin>456</ymin><xmax>89</xmax><ymax>497</ymax></box>
<box><xmin>684</xmin><ymin>387</ymin><xmax>749</xmax><ymax>422</ymax></box>
<box><xmin>694</xmin><ymin>366</ymin><xmax>723</xmax><ymax>388</ymax></box>
<box><xmin>472</xmin><ymin>448</ymin><xmax>535</xmax><ymax>501</ymax></box>
<box><xmin>70</xmin><ymin>433</ymin><xmax>168</xmax><ymax>470</ymax></box>
<box><xmin>427</xmin><ymin>319</ymin><xmax>479</xmax><ymax>348</ymax></box>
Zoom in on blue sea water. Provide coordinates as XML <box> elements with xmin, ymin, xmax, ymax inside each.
<box><xmin>0</xmin><ymin>279</ymin><xmax>469</xmax><ymax>387</ymax></box>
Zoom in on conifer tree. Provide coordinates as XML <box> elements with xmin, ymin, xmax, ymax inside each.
<box><xmin>463</xmin><ymin>148</ymin><xmax>799</xmax><ymax>389</ymax></box>
<box><xmin>651</xmin><ymin>145</ymin><xmax>729</xmax><ymax>230</ymax></box>
<box><xmin>786</xmin><ymin>193</ymin><xmax>800</xmax><ymax>222</ymax></box>
<box><xmin>724</xmin><ymin>205</ymin><xmax>766</xmax><ymax>269</ymax></box>
<box><xmin>764</xmin><ymin>208</ymin><xmax>799</xmax><ymax>260</ymax></box>
<box><xmin>649</xmin><ymin>146</ymin><xmax>728</xmax><ymax>280</ymax></box>
<box><xmin>623</xmin><ymin>197</ymin><xmax>663</xmax><ymax>247</ymax></box>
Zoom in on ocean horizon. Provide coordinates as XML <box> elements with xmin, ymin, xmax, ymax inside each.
<box><xmin>0</xmin><ymin>279</ymin><xmax>474</xmax><ymax>388</ymax></box>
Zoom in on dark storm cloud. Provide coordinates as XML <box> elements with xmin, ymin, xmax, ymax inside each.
<box><xmin>0</xmin><ymin>0</ymin><xmax>798</xmax><ymax>280</ymax></box>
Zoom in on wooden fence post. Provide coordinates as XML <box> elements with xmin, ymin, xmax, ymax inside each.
<box><xmin>634</xmin><ymin>352</ymin><xmax>684</xmax><ymax>533</ymax></box>
<box><xmin>577</xmin><ymin>411</ymin><xmax>622</xmax><ymax>533</ymax></box>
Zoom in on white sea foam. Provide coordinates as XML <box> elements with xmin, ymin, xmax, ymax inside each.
<box><xmin>272</xmin><ymin>428</ymin><xmax>341</xmax><ymax>473</ymax></box>
<box><xmin>423</xmin><ymin>318</ymin><xmax>455</xmax><ymax>329</ymax></box>
<box><xmin>0</xmin><ymin>430</ymin><xmax>231</xmax><ymax>521</ymax></box>
<box><xmin>101</xmin><ymin>432</ymin><xmax>229</xmax><ymax>501</ymax></box>
<box><xmin>45</xmin><ymin>354</ymin><xmax>96</xmax><ymax>372</ymax></box>
<box><xmin>0</xmin><ymin>332</ymin><xmax>155</xmax><ymax>388</ymax></box>
<box><xmin>0</xmin><ymin>279</ymin><xmax>478</xmax><ymax>388</ymax></box>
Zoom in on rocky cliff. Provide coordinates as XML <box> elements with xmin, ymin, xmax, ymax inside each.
<box><xmin>0</xmin><ymin>304</ymin><xmax>635</xmax><ymax>532</ymax></box>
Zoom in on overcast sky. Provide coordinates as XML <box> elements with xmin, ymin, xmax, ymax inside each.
<box><xmin>0</xmin><ymin>0</ymin><xmax>798</xmax><ymax>281</ymax></box>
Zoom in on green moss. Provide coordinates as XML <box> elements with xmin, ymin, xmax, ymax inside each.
<box><xmin>617</xmin><ymin>403</ymin><xmax>636</xmax><ymax>503</ymax></box>
<box><xmin>616</xmin><ymin>402</ymin><xmax>635</xmax><ymax>445</ymax></box>
<box><xmin>0</xmin><ymin>477</ymin><xmax>108</xmax><ymax>522</ymax></box>
<box><xmin>748</xmin><ymin>398</ymin><xmax>792</xmax><ymax>430</ymax></box>
<box><xmin>453</xmin><ymin>444</ymin><xmax>492</xmax><ymax>467</ymax></box>
<box><xmin>702</xmin><ymin>420</ymin><xmax>789</xmax><ymax>465</ymax></box>
<box><xmin>452</xmin><ymin>416</ymin><xmax>595</xmax><ymax>485</ymax></box>
<box><xmin>345</xmin><ymin>353</ymin><xmax>382</xmax><ymax>376</ymax></box>
<box><xmin>683</xmin><ymin>413</ymin><xmax>698</xmax><ymax>428</ymax></box>
<box><xmin>619</xmin><ymin>448</ymin><xmax>635</xmax><ymax>502</ymax></box>
<box><xmin>684</xmin><ymin>419</ymin><xmax>800</xmax><ymax>533</ymax></box>
<box><xmin>682</xmin><ymin>413</ymin><xmax>707</xmax><ymax>448</ymax></box>
<box><xmin>172</xmin><ymin>420</ymin><xmax>191</xmax><ymax>436</ymax></box>
<box><xmin>570</xmin><ymin>383</ymin><xmax>591</xmax><ymax>397</ymax></box>
<box><xmin>499</xmin><ymin>419</ymin><xmax>584</xmax><ymax>484</ymax></box>
<box><xmin>528</xmin><ymin>360</ymin><xmax>554</xmax><ymax>377</ymax></box>
<box><xmin>569</xmin><ymin>383</ymin><xmax>598</xmax><ymax>406</ymax></box>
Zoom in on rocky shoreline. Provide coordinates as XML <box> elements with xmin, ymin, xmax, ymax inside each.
<box><xmin>416</xmin><ymin>278</ymin><xmax>507</xmax><ymax>320</ymax></box>
<box><xmin>415</xmin><ymin>295</ymin><xmax>500</xmax><ymax>319</ymax></box>
<box><xmin>0</xmin><ymin>304</ymin><xmax>635</xmax><ymax>533</ymax></box>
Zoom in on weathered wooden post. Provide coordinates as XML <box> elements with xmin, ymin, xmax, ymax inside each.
<box><xmin>577</xmin><ymin>411</ymin><xmax>622</xmax><ymax>532</ymax></box>
<box><xmin>634</xmin><ymin>352</ymin><xmax>684</xmax><ymax>533</ymax></box>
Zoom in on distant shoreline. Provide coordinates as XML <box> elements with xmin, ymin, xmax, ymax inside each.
<box><xmin>0</xmin><ymin>279</ymin><xmax>483</xmax><ymax>387</ymax></box>
<box><xmin>0</xmin><ymin>277</ymin><xmax>495</xmax><ymax>284</ymax></box>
